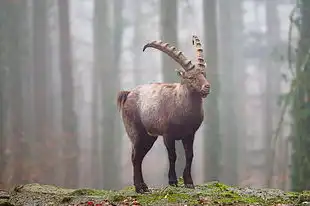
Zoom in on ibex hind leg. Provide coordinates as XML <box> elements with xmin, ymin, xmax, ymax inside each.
<box><xmin>131</xmin><ymin>133</ymin><xmax>158</xmax><ymax>193</ymax></box>
<box><xmin>182</xmin><ymin>134</ymin><xmax>195</xmax><ymax>189</ymax></box>
<box><xmin>163</xmin><ymin>136</ymin><xmax>178</xmax><ymax>187</ymax></box>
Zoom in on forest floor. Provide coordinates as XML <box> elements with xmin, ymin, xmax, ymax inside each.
<box><xmin>0</xmin><ymin>178</ymin><xmax>310</xmax><ymax>206</ymax></box>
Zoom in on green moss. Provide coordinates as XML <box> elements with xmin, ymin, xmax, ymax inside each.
<box><xmin>203</xmin><ymin>181</ymin><xmax>230</xmax><ymax>191</ymax></box>
<box><xmin>298</xmin><ymin>191</ymin><xmax>310</xmax><ymax>202</ymax></box>
<box><xmin>125</xmin><ymin>186</ymin><xmax>198</xmax><ymax>205</ymax></box>
<box><xmin>0</xmin><ymin>200</ymin><xmax>14</xmax><ymax>206</ymax></box>
<box><xmin>121</xmin><ymin>185</ymin><xmax>135</xmax><ymax>191</ymax></box>
<box><xmin>12</xmin><ymin>183</ymin><xmax>74</xmax><ymax>195</ymax></box>
<box><xmin>60</xmin><ymin>196</ymin><xmax>72</xmax><ymax>203</ymax></box>
<box><xmin>69</xmin><ymin>188</ymin><xmax>108</xmax><ymax>196</ymax></box>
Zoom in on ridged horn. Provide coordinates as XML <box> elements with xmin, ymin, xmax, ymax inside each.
<box><xmin>192</xmin><ymin>35</ymin><xmax>206</xmax><ymax>69</ymax></box>
<box><xmin>143</xmin><ymin>40</ymin><xmax>195</xmax><ymax>71</ymax></box>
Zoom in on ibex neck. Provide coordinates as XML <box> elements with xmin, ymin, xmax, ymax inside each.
<box><xmin>179</xmin><ymin>83</ymin><xmax>203</xmax><ymax>104</ymax></box>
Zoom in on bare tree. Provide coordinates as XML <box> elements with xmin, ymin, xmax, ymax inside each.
<box><xmin>231</xmin><ymin>0</ymin><xmax>246</xmax><ymax>186</ymax></box>
<box><xmin>0</xmin><ymin>0</ymin><xmax>9</xmax><ymax>185</ymax></box>
<box><xmin>92</xmin><ymin>0</ymin><xmax>109</xmax><ymax>189</ymax></box>
<box><xmin>32</xmin><ymin>0</ymin><xmax>50</xmax><ymax>183</ymax></box>
<box><xmin>111</xmin><ymin>0</ymin><xmax>125</xmax><ymax>189</ymax></box>
<box><xmin>93</xmin><ymin>0</ymin><xmax>123</xmax><ymax>189</ymax></box>
<box><xmin>203</xmin><ymin>0</ymin><xmax>221</xmax><ymax>182</ymax></box>
<box><xmin>58</xmin><ymin>0</ymin><xmax>79</xmax><ymax>188</ymax></box>
<box><xmin>21</xmin><ymin>0</ymin><xmax>36</xmax><ymax>181</ymax></box>
<box><xmin>291</xmin><ymin>0</ymin><xmax>310</xmax><ymax>191</ymax></box>
<box><xmin>160</xmin><ymin>0</ymin><xmax>185</xmax><ymax>178</ymax></box>
<box><xmin>218</xmin><ymin>0</ymin><xmax>243</xmax><ymax>185</ymax></box>
<box><xmin>6</xmin><ymin>0</ymin><xmax>30</xmax><ymax>184</ymax></box>
<box><xmin>91</xmin><ymin>0</ymin><xmax>101</xmax><ymax>188</ymax></box>
<box><xmin>264</xmin><ymin>0</ymin><xmax>281</xmax><ymax>188</ymax></box>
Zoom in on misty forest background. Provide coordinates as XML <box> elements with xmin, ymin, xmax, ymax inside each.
<box><xmin>0</xmin><ymin>0</ymin><xmax>310</xmax><ymax>193</ymax></box>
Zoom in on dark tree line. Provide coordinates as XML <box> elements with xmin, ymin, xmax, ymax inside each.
<box><xmin>0</xmin><ymin>0</ymin><xmax>309</xmax><ymax>193</ymax></box>
<box><xmin>0</xmin><ymin>0</ymin><xmax>80</xmax><ymax>187</ymax></box>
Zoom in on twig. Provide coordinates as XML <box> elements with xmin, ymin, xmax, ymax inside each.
<box><xmin>267</xmin><ymin>5</ymin><xmax>299</xmax><ymax>185</ymax></box>
<box><xmin>269</xmin><ymin>4</ymin><xmax>310</xmax><ymax>183</ymax></box>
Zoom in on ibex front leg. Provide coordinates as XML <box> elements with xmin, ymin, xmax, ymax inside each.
<box><xmin>182</xmin><ymin>134</ymin><xmax>195</xmax><ymax>189</ymax></box>
<box><xmin>163</xmin><ymin>136</ymin><xmax>178</xmax><ymax>186</ymax></box>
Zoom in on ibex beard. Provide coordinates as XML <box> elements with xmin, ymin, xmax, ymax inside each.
<box><xmin>117</xmin><ymin>35</ymin><xmax>210</xmax><ymax>193</ymax></box>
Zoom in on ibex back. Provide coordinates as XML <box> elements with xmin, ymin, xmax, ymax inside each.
<box><xmin>117</xmin><ymin>35</ymin><xmax>210</xmax><ymax>193</ymax></box>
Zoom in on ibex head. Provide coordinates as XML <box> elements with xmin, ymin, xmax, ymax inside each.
<box><xmin>143</xmin><ymin>35</ymin><xmax>210</xmax><ymax>98</ymax></box>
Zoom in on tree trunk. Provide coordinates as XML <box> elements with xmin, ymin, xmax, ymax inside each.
<box><xmin>21</xmin><ymin>0</ymin><xmax>36</xmax><ymax>184</ymax></box>
<box><xmin>111</xmin><ymin>0</ymin><xmax>124</xmax><ymax>189</ymax></box>
<box><xmin>160</xmin><ymin>0</ymin><xmax>184</xmax><ymax>178</ymax></box>
<box><xmin>93</xmin><ymin>0</ymin><xmax>123</xmax><ymax>189</ymax></box>
<box><xmin>291</xmin><ymin>0</ymin><xmax>310</xmax><ymax>191</ymax></box>
<box><xmin>90</xmin><ymin>61</ymin><xmax>100</xmax><ymax>188</ymax></box>
<box><xmin>6</xmin><ymin>0</ymin><xmax>30</xmax><ymax>185</ymax></box>
<box><xmin>202</xmin><ymin>0</ymin><xmax>221</xmax><ymax>182</ymax></box>
<box><xmin>230</xmin><ymin>0</ymin><xmax>246</xmax><ymax>186</ymax></box>
<box><xmin>32</xmin><ymin>0</ymin><xmax>50</xmax><ymax>183</ymax></box>
<box><xmin>93</xmin><ymin>0</ymin><xmax>109</xmax><ymax>189</ymax></box>
<box><xmin>0</xmin><ymin>0</ymin><xmax>9</xmax><ymax>185</ymax></box>
<box><xmin>0</xmin><ymin>63</ymin><xmax>6</xmax><ymax>185</ymax></box>
<box><xmin>218</xmin><ymin>0</ymin><xmax>241</xmax><ymax>185</ymax></box>
<box><xmin>91</xmin><ymin>1</ymin><xmax>101</xmax><ymax>187</ymax></box>
<box><xmin>58</xmin><ymin>0</ymin><xmax>79</xmax><ymax>188</ymax></box>
<box><xmin>264</xmin><ymin>0</ymin><xmax>281</xmax><ymax>188</ymax></box>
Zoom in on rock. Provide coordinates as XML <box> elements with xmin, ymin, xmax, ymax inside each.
<box><xmin>0</xmin><ymin>190</ymin><xmax>9</xmax><ymax>199</ymax></box>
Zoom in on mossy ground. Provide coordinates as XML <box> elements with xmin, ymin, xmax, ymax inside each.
<box><xmin>1</xmin><ymin>178</ymin><xmax>310</xmax><ymax>205</ymax></box>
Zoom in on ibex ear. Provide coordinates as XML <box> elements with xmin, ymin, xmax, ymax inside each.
<box><xmin>177</xmin><ymin>71</ymin><xmax>185</xmax><ymax>77</ymax></box>
<box><xmin>175</xmin><ymin>68</ymin><xmax>185</xmax><ymax>77</ymax></box>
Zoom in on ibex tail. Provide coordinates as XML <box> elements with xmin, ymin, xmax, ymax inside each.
<box><xmin>117</xmin><ymin>90</ymin><xmax>130</xmax><ymax>112</ymax></box>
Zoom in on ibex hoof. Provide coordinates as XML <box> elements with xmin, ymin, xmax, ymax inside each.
<box><xmin>135</xmin><ymin>183</ymin><xmax>150</xmax><ymax>194</ymax></box>
<box><xmin>185</xmin><ymin>183</ymin><xmax>195</xmax><ymax>189</ymax></box>
<box><xmin>169</xmin><ymin>180</ymin><xmax>178</xmax><ymax>187</ymax></box>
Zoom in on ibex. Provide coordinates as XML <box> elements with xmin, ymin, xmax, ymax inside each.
<box><xmin>117</xmin><ymin>35</ymin><xmax>210</xmax><ymax>193</ymax></box>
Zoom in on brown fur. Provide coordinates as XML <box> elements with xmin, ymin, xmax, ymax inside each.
<box><xmin>118</xmin><ymin>82</ymin><xmax>204</xmax><ymax>138</ymax></box>
<box><xmin>117</xmin><ymin>90</ymin><xmax>130</xmax><ymax>112</ymax></box>
<box><xmin>117</xmin><ymin>36</ymin><xmax>210</xmax><ymax>193</ymax></box>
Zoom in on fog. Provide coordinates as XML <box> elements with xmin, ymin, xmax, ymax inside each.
<box><xmin>1</xmin><ymin>0</ymin><xmax>309</xmax><ymax>192</ymax></box>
